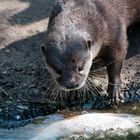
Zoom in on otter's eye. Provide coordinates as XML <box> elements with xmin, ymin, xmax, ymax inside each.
<box><xmin>46</xmin><ymin>56</ymin><xmax>62</xmax><ymax>76</ymax></box>
<box><xmin>55</xmin><ymin>68</ymin><xmax>62</xmax><ymax>75</ymax></box>
<box><xmin>52</xmin><ymin>65</ymin><xmax>62</xmax><ymax>75</ymax></box>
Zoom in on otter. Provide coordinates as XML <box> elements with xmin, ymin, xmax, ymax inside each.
<box><xmin>41</xmin><ymin>0</ymin><xmax>140</xmax><ymax>105</ymax></box>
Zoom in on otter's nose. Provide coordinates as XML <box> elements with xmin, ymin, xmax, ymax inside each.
<box><xmin>65</xmin><ymin>83</ymin><xmax>79</xmax><ymax>90</ymax></box>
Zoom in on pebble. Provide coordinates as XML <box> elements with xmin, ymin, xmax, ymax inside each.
<box><xmin>136</xmin><ymin>89</ymin><xmax>140</xmax><ymax>95</ymax></box>
<box><xmin>17</xmin><ymin>105</ymin><xmax>28</xmax><ymax>110</ymax></box>
<box><xmin>16</xmin><ymin>115</ymin><xmax>21</xmax><ymax>120</ymax></box>
<box><xmin>5</xmin><ymin>49</ymin><xmax>10</xmax><ymax>53</ymax></box>
<box><xmin>2</xmin><ymin>70</ymin><xmax>7</xmax><ymax>75</ymax></box>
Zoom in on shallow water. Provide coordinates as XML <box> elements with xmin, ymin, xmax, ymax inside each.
<box><xmin>0</xmin><ymin>114</ymin><xmax>64</xmax><ymax>140</ymax></box>
<box><xmin>0</xmin><ymin>103</ymin><xmax>140</xmax><ymax>140</ymax></box>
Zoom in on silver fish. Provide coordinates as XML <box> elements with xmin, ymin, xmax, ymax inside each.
<box><xmin>31</xmin><ymin>113</ymin><xmax>140</xmax><ymax>140</ymax></box>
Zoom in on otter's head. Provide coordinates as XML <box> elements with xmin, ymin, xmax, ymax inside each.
<box><xmin>41</xmin><ymin>37</ymin><xmax>93</xmax><ymax>91</ymax></box>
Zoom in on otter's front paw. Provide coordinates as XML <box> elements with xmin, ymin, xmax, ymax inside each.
<box><xmin>107</xmin><ymin>84</ymin><xmax>124</xmax><ymax>106</ymax></box>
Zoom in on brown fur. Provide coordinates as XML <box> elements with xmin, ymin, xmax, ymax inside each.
<box><xmin>42</xmin><ymin>0</ymin><xmax>140</xmax><ymax>105</ymax></box>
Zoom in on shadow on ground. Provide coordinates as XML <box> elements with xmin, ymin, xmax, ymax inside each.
<box><xmin>10</xmin><ymin>0</ymin><xmax>56</xmax><ymax>25</ymax></box>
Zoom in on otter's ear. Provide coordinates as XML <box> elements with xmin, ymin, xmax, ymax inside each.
<box><xmin>86</xmin><ymin>40</ymin><xmax>92</xmax><ymax>50</ymax></box>
<box><xmin>41</xmin><ymin>44</ymin><xmax>46</xmax><ymax>55</ymax></box>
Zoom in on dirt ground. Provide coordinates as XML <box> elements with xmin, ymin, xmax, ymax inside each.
<box><xmin>0</xmin><ymin>0</ymin><xmax>140</xmax><ymax>126</ymax></box>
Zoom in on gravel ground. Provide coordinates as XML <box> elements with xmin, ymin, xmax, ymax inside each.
<box><xmin>0</xmin><ymin>0</ymin><xmax>140</xmax><ymax>127</ymax></box>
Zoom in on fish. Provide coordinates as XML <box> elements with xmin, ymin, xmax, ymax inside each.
<box><xmin>31</xmin><ymin>113</ymin><xmax>140</xmax><ymax>140</ymax></box>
